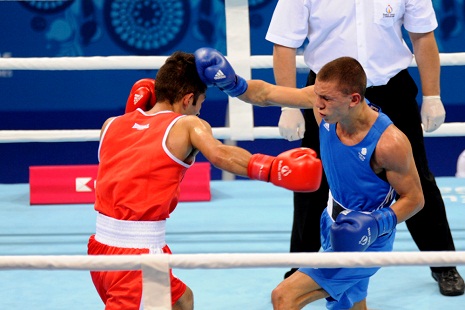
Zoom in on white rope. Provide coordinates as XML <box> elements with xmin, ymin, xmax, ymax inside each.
<box><xmin>2</xmin><ymin>251</ymin><xmax>464</xmax><ymax>309</ymax></box>
<box><xmin>1</xmin><ymin>53</ymin><xmax>465</xmax><ymax>70</ymax></box>
<box><xmin>0</xmin><ymin>252</ymin><xmax>465</xmax><ymax>270</ymax></box>
<box><xmin>0</xmin><ymin>122</ymin><xmax>464</xmax><ymax>143</ymax></box>
<box><xmin>0</xmin><ymin>56</ymin><xmax>168</xmax><ymax>70</ymax></box>
<box><xmin>1</xmin><ymin>53</ymin><xmax>464</xmax><ymax>144</ymax></box>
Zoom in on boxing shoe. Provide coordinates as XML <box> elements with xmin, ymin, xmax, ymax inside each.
<box><xmin>432</xmin><ymin>268</ymin><xmax>465</xmax><ymax>296</ymax></box>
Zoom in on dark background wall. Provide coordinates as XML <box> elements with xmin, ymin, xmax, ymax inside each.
<box><xmin>0</xmin><ymin>0</ymin><xmax>464</xmax><ymax>184</ymax></box>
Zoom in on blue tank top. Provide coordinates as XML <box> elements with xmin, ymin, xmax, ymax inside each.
<box><xmin>320</xmin><ymin>112</ymin><xmax>396</xmax><ymax>212</ymax></box>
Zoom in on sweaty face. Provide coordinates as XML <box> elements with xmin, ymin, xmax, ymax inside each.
<box><xmin>313</xmin><ymin>79</ymin><xmax>352</xmax><ymax>124</ymax></box>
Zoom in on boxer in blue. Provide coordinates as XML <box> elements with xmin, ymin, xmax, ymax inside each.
<box><xmin>194</xmin><ymin>48</ymin><xmax>425</xmax><ymax>310</ymax></box>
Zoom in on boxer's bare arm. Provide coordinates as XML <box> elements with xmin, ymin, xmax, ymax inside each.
<box><xmin>167</xmin><ymin>116</ymin><xmax>251</xmax><ymax>176</ymax></box>
<box><xmin>239</xmin><ymin>80</ymin><xmax>316</xmax><ymax>109</ymax></box>
<box><xmin>167</xmin><ymin>116</ymin><xmax>322</xmax><ymax>192</ymax></box>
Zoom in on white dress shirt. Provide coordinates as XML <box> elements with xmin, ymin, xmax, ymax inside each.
<box><xmin>265</xmin><ymin>0</ymin><xmax>438</xmax><ymax>86</ymax></box>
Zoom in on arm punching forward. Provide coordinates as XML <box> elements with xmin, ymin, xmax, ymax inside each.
<box><xmin>248</xmin><ymin>148</ymin><xmax>322</xmax><ymax>192</ymax></box>
<box><xmin>193</xmin><ymin>48</ymin><xmax>322</xmax><ymax>192</ymax></box>
<box><xmin>194</xmin><ymin>47</ymin><xmax>315</xmax><ymax>109</ymax></box>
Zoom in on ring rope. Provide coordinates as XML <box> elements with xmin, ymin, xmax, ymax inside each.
<box><xmin>0</xmin><ymin>252</ymin><xmax>465</xmax><ymax>270</ymax></box>
<box><xmin>1</xmin><ymin>53</ymin><xmax>464</xmax><ymax>143</ymax></box>
<box><xmin>2</xmin><ymin>54</ymin><xmax>465</xmax><ymax>142</ymax></box>
<box><xmin>1</xmin><ymin>122</ymin><xmax>465</xmax><ymax>143</ymax></box>
<box><xmin>1</xmin><ymin>53</ymin><xmax>465</xmax><ymax>71</ymax></box>
<box><xmin>2</xmin><ymin>3</ymin><xmax>464</xmax><ymax>307</ymax></box>
<box><xmin>3</xmin><ymin>251</ymin><xmax>464</xmax><ymax>309</ymax></box>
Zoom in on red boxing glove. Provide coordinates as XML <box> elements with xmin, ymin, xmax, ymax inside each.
<box><xmin>247</xmin><ymin>148</ymin><xmax>322</xmax><ymax>192</ymax></box>
<box><xmin>125</xmin><ymin>78</ymin><xmax>156</xmax><ymax>113</ymax></box>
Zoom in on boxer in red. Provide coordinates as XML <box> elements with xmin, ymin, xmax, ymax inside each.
<box><xmin>88</xmin><ymin>51</ymin><xmax>323</xmax><ymax>310</ymax></box>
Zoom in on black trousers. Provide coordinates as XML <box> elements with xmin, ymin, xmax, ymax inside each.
<box><xmin>291</xmin><ymin>69</ymin><xmax>456</xmax><ymax>272</ymax></box>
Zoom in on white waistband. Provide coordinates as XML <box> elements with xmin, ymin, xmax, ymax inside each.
<box><xmin>95</xmin><ymin>213</ymin><xmax>166</xmax><ymax>251</ymax></box>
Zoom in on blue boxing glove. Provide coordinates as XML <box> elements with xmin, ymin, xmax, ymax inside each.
<box><xmin>330</xmin><ymin>208</ymin><xmax>397</xmax><ymax>252</ymax></box>
<box><xmin>194</xmin><ymin>47</ymin><xmax>247</xmax><ymax>97</ymax></box>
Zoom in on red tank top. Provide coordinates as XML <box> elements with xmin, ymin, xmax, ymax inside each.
<box><xmin>95</xmin><ymin>109</ymin><xmax>192</xmax><ymax>221</ymax></box>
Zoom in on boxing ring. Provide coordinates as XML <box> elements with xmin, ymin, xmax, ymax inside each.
<box><xmin>0</xmin><ymin>180</ymin><xmax>464</xmax><ymax>309</ymax></box>
<box><xmin>1</xmin><ymin>1</ymin><xmax>465</xmax><ymax>309</ymax></box>
<box><xmin>1</xmin><ymin>57</ymin><xmax>465</xmax><ymax>310</ymax></box>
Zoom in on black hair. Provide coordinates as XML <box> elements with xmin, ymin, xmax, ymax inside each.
<box><xmin>155</xmin><ymin>51</ymin><xmax>207</xmax><ymax>105</ymax></box>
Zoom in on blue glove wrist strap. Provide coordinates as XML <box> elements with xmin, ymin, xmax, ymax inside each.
<box><xmin>372</xmin><ymin>207</ymin><xmax>397</xmax><ymax>236</ymax></box>
<box><xmin>223</xmin><ymin>75</ymin><xmax>248</xmax><ymax>97</ymax></box>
